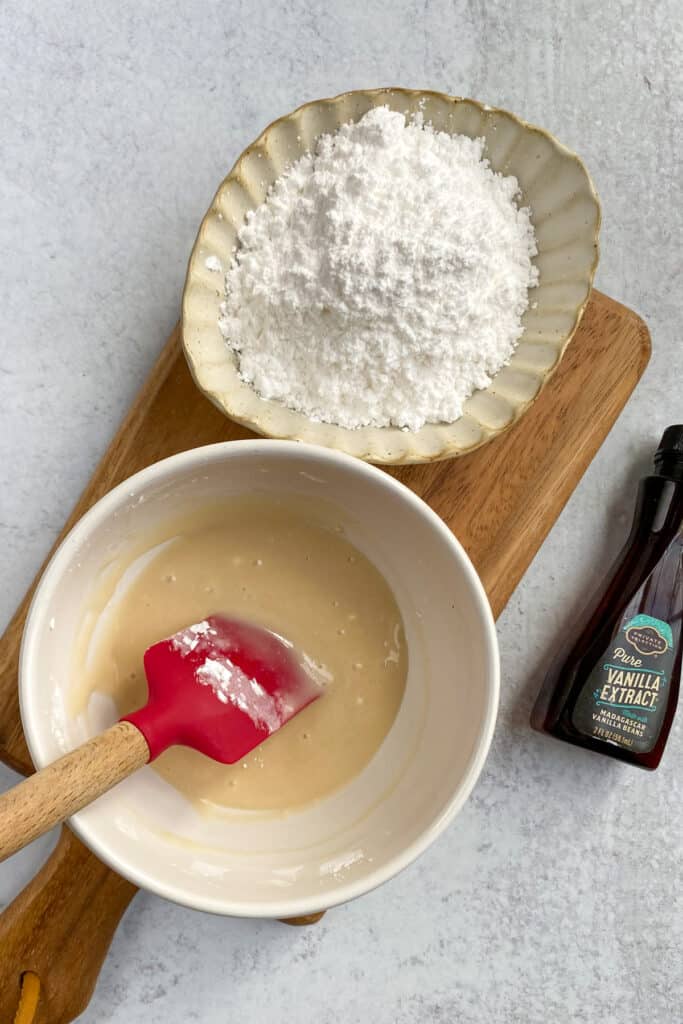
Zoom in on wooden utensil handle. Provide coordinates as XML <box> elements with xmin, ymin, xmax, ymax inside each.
<box><xmin>0</xmin><ymin>722</ymin><xmax>149</xmax><ymax>862</ymax></box>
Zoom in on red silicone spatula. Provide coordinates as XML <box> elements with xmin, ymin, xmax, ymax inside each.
<box><xmin>0</xmin><ymin>615</ymin><xmax>321</xmax><ymax>862</ymax></box>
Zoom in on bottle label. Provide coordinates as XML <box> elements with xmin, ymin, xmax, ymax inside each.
<box><xmin>572</xmin><ymin>614</ymin><xmax>674</xmax><ymax>753</ymax></box>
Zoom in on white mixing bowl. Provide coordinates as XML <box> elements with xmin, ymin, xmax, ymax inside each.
<box><xmin>20</xmin><ymin>441</ymin><xmax>498</xmax><ymax>918</ymax></box>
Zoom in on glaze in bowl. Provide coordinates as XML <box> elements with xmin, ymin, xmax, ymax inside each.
<box><xmin>182</xmin><ymin>88</ymin><xmax>600</xmax><ymax>464</ymax></box>
<box><xmin>20</xmin><ymin>441</ymin><xmax>499</xmax><ymax>917</ymax></box>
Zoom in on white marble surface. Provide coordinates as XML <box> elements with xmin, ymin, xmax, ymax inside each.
<box><xmin>1</xmin><ymin>1</ymin><xmax>681</xmax><ymax>1021</ymax></box>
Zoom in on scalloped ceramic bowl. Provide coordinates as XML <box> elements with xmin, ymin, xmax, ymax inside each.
<box><xmin>182</xmin><ymin>88</ymin><xmax>600</xmax><ymax>464</ymax></box>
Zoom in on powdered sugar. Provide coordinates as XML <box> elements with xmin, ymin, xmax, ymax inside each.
<box><xmin>168</xmin><ymin>617</ymin><xmax>286</xmax><ymax>732</ymax></box>
<box><xmin>170</xmin><ymin>619</ymin><xmax>214</xmax><ymax>656</ymax></box>
<box><xmin>195</xmin><ymin>657</ymin><xmax>283</xmax><ymax>733</ymax></box>
<box><xmin>219</xmin><ymin>107</ymin><xmax>538</xmax><ymax>431</ymax></box>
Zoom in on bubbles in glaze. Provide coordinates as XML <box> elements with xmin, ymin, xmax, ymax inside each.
<box><xmin>74</xmin><ymin>496</ymin><xmax>408</xmax><ymax>813</ymax></box>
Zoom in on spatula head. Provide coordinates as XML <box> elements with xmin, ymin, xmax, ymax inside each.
<box><xmin>122</xmin><ymin>615</ymin><xmax>321</xmax><ymax>763</ymax></box>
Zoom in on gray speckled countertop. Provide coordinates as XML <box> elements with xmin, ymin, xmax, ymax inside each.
<box><xmin>1</xmin><ymin>2</ymin><xmax>681</xmax><ymax>1021</ymax></box>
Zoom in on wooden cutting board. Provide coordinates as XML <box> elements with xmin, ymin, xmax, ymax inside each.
<box><xmin>0</xmin><ymin>289</ymin><xmax>650</xmax><ymax>1024</ymax></box>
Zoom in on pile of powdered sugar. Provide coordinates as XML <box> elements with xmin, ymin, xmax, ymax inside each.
<box><xmin>219</xmin><ymin>106</ymin><xmax>538</xmax><ymax>431</ymax></box>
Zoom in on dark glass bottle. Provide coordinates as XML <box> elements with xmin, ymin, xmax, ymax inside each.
<box><xmin>531</xmin><ymin>425</ymin><xmax>683</xmax><ymax>769</ymax></box>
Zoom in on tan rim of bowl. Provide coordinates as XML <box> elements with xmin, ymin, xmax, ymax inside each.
<box><xmin>182</xmin><ymin>88</ymin><xmax>601</xmax><ymax>464</ymax></box>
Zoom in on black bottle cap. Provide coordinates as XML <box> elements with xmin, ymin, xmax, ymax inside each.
<box><xmin>655</xmin><ymin>425</ymin><xmax>683</xmax><ymax>461</ymax></box>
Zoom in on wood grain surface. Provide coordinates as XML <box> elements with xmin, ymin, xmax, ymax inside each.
<box><xmin>0</xmin><ymin>827</ymin><xmax>137</xmax><ymax>1024</ymax></box>
<box><xmin>0</xmin><ymin>288</ymin><xmax>650</xmax><ymax>1023</ymax></box>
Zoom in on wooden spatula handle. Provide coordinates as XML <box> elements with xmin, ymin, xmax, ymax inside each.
<box><xmin>0</xmin><ymin>722</ymin><xmax>149</xmax><ymax>862</ymax></box>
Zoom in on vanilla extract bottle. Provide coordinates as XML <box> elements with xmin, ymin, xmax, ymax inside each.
<box><xmin>531</xmin><ymin>426</ymin><xmax>683</xmax><ymax>769</ymax></box>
